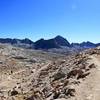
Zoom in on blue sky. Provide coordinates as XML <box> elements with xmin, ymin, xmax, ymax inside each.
<box><xmin>0</xmin><ymin>0</ymin><xmax>100</xmax><ymax>43</ymax></box>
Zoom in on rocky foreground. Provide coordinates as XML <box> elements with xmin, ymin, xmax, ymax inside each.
<box><xmin>0</xmin><ymin>44</ymin><xmax>100</xmax><ymax>100</ymax></box>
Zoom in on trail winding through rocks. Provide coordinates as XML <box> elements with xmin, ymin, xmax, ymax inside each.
<box><xmin>75</xmin><ymin>55</ymin><xmax>100</xmax><ymax>100</ymax></box>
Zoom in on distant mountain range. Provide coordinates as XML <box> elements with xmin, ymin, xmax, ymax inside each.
<box><xmin>0</xmin><ymin>35</ymin><xmax>99</xmax><ymax>50</ymax></box>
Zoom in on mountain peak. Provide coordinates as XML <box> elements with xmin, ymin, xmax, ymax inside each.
<box><xmin>55</xmin><ymin>35</ymin><xmax>65</xmax><ymax>39</ymax></box>
<box><xmin>54</xmin><ymin>35</ymin><xmax>70</xmax><ymax>47</ymax></box>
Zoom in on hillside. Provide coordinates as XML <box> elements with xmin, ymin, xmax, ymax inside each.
<box><xmin>0</xmin><ymin>36</ymin><xmax>99</xmax><ymax>52</ymax></box>
<box><xmin>0</xmin><ymin>44</ymin><xmax>100</xmax><ymax>100</ymax></box>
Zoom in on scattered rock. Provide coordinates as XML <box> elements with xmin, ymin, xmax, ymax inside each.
<box><xmin>65</xmin><ymin>88</ymin><xmax>75</xmax><ymax>97</ymax></box>
<box><xmin>53</xmin><ymin>72</ymin><xmax>66</xmax><ymax>81</ymax></box>
<box><xmin>11</xmin><ymin>90</ymin><xmax>18</xmax><ymax>96</ymax></box>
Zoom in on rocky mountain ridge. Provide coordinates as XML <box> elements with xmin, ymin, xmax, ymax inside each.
<box><xmin>0</xmin><ymin>36</ymin><xmax>99</xmax><ymax>50</ymax></box>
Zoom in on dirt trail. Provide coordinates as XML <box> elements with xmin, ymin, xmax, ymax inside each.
<box><xmin>33</xmin><ymin>61</ymin><xmax>51</xmax><ymax>79</ymax></box>
<box><xmin>75</xmin><ymin>55</ymin><xmax>100</xmax><ymax>100</ymax></box>
<box><xmin>0</xmin><ymin>69</ymin><xmax>25</xmax><ymax>91</ymax></box>
<box><xmin>0</xmin><ymin>62</ymin><xmax>51</xmax><ymax>91</ymax></box>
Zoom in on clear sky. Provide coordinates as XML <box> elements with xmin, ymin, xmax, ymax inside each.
<box><xmin>0</xmin><ymin>0</ymin><xmax>100</xmax><ymax>43</ymax></box>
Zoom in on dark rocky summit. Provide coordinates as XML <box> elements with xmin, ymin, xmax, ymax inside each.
<box><xmin>34</xmin><ymin>35</ymin><xmax>70</xmax><ymax>49</ymax></box>
<box><xmin>54</xmin><ymin>35</ymin><xmax>70</xmax><ymax>47</ymax></box>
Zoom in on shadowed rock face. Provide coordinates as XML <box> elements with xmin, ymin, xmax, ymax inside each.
<box><xmin>80</xmin><ymin>41</ymin><xmax>96</xmax><ymax>48</ymax></box>
<box><xmin>34</xmin><ymin>35</ymin><xmax>71</xmax><ymax>49</ymax></box>
<box><xmin>54</xmin><ymin>35</ymin><xmax>70</xmax><ymax>47</ymax></box>
<box><xmin>0</xmin><ymin>38</ymin><xmax>34</xmax><ymax>44</ymax></box>
<box><xmin>34</xmin><ymin>38</ymin><xmax>60</xmax><ymax>49</ymax></box>
<box><xmin>71</xmin><ymin>41</ymin><xmax>96</xmax><ymax>48</ymax></box>
<box><xmin>0</xmin><ymin>38</ymin><xmax>34</xmax><ymax>49</ymax></box>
